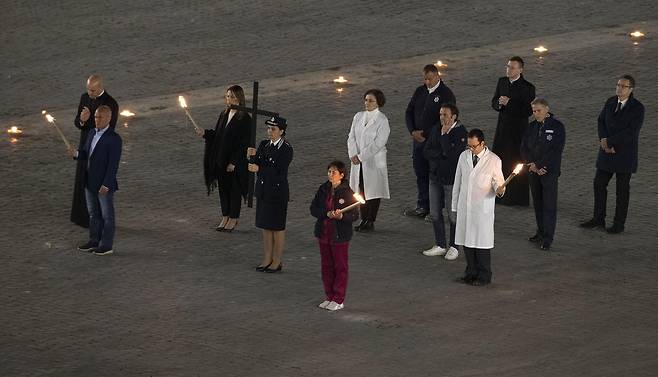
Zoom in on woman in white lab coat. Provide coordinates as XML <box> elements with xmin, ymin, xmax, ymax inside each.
<box><xmin>452</xmin><ymin>129</ymin><xmax>506</xmax><ymax>286</ymax></box>
<box><xmin>347</xmin><ymin>89</ymin><xmax>390</xmax><ymax>232</ymax></box>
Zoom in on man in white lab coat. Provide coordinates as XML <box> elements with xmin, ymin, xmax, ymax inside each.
<box><xmin>452</xmin><ymin>129</ymin><xmax>506</xmax><ymax>286</ymax></box>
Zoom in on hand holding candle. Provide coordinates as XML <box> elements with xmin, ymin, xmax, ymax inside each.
<box><xmin>178</xmin><ymin>95</ymin><xmax>202</xmax><ymax>132</ymax></box>
<box><xmin>44</xmin><ymin>113</ymin><xmax>72</xmax><ymax>150</ymax></box>
<box><xmin>336</xmin><ymin>193</ymin><xmax>366</xmax><ymax>214</ymax></box>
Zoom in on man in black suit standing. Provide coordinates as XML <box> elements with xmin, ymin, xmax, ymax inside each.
<box><xmin>405</xmin><ymin>64</ymin><xmax>456</xmax><ymax>219</ymax></box>
<box><xmin>69</xmin><ymin>105</ymin><xmax>123</xmax><ymax>255</ymax></box>
<box><xmin>491</xmin><ymin>56</ymin><xmax>535</xmax><ymax>207</ymax></box>
<box><xmin>581</xmin><ymin>75</ymin><xmax>645</xmax><ymax>234</ymax></box>
<box><xmin>70</xmin><ymin>74</ymin><xmax>119</xmax><ymax>228</ymax></box>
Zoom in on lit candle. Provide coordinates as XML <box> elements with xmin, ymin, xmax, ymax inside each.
<box><xmin>7</xmin><ymin>126</ymin><xmax>23</xmax><ymax>136</ymax></box>
<box><xmin>534</xmin><ymin>45</ymin><xmax>548</xmax><ymax>53</ymax></box>
<box><xmin>120</xmin><ymin>110</ymin><xmax>136</xmax><ymax>117</ymax></box>
<box><xmin>177</xmin><ymin>95</ymin><xmax>201</xmax><ymax>132</ymax></box>
<box><xmin>336</xmin><ymin>88</ymin><xmax>344</xmax><ymax>93</ymax></box>
<box><xmin>333</xmin><ymin>76</ymin><xmax>348</xmax><ymax>84</ymax></box>
<box><xmin>502</xmin><ymin>163</ymin><xmax>525</xmax><ymax>187</ymax></box>
<box><xmin>435</xmin><ymin>60</ymin><xmax>448</xmax><ymax>68</ymax></box>
<box><xmin>337</xmin><ymin>193</ymin><xmax>366</xmax><ymax>213</ymax></box>
<box><xmin>44</xmin><ymin>113</ymin><xmax>72</xmax><ymax>149</ymax></box>
<box><xmin>629</xmin><ymin>31</ymin><xmax>645</xmax><ymax>38</ymax></box>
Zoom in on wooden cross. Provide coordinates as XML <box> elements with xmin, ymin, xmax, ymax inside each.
<box><xmin>229</xmin><ymin>81</ymin><xmax>279</xmax><ymax>208</ymax></box>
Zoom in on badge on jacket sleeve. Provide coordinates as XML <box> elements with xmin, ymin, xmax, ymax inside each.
<box><xmin>546</xmin><ymin>135</ymin><xmax>553</xmax><ymax>141</ymax></box>
<box><xmin>339</xmin><ymin>199</ymin><xmax>345</xmax><ymax>205</ymax></box>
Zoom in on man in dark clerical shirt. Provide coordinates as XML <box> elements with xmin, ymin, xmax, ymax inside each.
<box><xmin>580</xmin><ymin>75</ymin><xmax>645</xmax><ymax>234</ymax></box>
<box><xmin>405</xmin><ymin>64</ymin><xmax>456</xmax><ymax>219</ymax></box>
<box><xmin>70</xmin><ymin>74</ymin><xmax>119</xmax><ymax>228</ymax></box>
<box><xmin>491</xmin><ymin>56</ymin><xmax>535</xmax><ymax>207</ymax></box>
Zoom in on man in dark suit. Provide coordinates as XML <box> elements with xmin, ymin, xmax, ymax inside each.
<box><xmin>581</xmin><ymin>75</ymin><xmax>645</xmax><ymax>234</ymax></box>
<box><xmin>70</xmin><ymin>74</ymin><xmax>119</xmax><ymax>228</ymax></box>
<box><xmin>521</xmin><ymin>98</ymin><xmax>566</xmax><ymax>251</ymax></box>
<box><xmin>491</xmin><ymin>56</ymin><xmax>535</xmax><ymax>207</ymax></box>
<box><xmin>405</xmin><ymin>64</ymin><xmax>456</xmax><ymax>219</ymax></box>
<box><xmin>69</xmin><ymin>105</ymin><xmax>123</xmax><ymax>255</ymax></box>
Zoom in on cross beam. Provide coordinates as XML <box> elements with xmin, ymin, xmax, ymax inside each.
<box><xmin>228</xmin><ymin>81</ymin><xmax>279</xmax><ymax>208</ymax></box>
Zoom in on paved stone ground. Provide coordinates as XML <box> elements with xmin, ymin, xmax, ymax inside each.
<box><xmin>1</xmin><ymin>2</ymin><xmax>657</xmax><ymax>376</ymax></box>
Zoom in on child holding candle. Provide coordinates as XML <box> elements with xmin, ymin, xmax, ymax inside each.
<box><xmin>310</xmin><ymin>160</ymin><xmax>359</xmax><ymax>311</ymax></box>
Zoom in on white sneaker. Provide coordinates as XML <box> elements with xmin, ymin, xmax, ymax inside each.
<box><xmin>318</xmin><ymin>300</ymin><xmax>331</xmax><ymax>309</ymax></box>
<box><xmin>422</xmin><ymin>245</ymin><xmax>447</xmax><ymax>256</ymax></box>
<box><xmin>444</xmin><ymin>247</ymin><xmax>459</xmax><ymax>261</ymax></box>
<box><xmin>326</xmin><ymin>301</ymin><xmax>344</xmax><ymax>311</ymax></box>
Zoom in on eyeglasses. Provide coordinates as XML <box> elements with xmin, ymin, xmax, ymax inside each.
<box><xmin>466</xmin><ymin>142</ymin><xmax>482</xmax><ymax>150</ymax></box>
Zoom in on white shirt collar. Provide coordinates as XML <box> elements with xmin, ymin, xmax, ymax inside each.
<box><xmin>95</xmin><ymin>125</ymin><xmax>110</xmax><ymax>134</ymax></box>
<box><xmin>427</xmin><ymin>80</ymin><xmax>441</xmax><ymax>94</ymax></box>
<box><xmin>270</xmin><ymin>138</ymin><xmax>282</xmax><ymax>148</ymax></box>
<box><xmin>618</xmin><ymin>97</ymin><xmax>629</xmax><ymax>107</ymax></box>
<box><xmin>509</xmin><ymin>76</ymin><xmax>520</xmax><ymax>84</ymax></box>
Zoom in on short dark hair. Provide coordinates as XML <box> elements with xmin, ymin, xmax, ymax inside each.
<box><xmin>423</xmin><ymin>64</ymin><xmax>439</xmax><ymax>74</ymax></box>
<box><xmin>440</xmin><ymin>103</ymin><xmax>459</xmax><ymax>120</ymax></box>
<box><xmin>467</xmin><ymin>128</ymin><xmax>485</xmax><ymax>143</ymax></box>
<box><xmin>327</xmin><ymin>160</ymin><xmax>347</xmax><ymax>177</ymax></box>
<box><xmin>364</xmin><ymin>89</ymin><xmax>386</xmax><ymax>107</ymax></box>
<box><xmin>620</xmin><ymin>74</ymin><xmax>635</xmax><ymax>88</ymax></box>
<box><xmin>509</xmin><ymin>56</ymin><xmax>525</xmax><ymax>68</ymax></box>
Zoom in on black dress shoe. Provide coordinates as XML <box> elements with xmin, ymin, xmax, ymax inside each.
<box><xmin>256</xmin><ymin>262</ymin><xmax>272</xmax><ymax>272</ymax></box>
<box><xmin>540</xmin><ymin>242</ymin><xmax>551</xmax><ymax>251</ymax></box>
<box><xmin>265</xmin><ymin>263</ymin><xmax>283</xmax><ymax>273</ymax></box>
<box><xmin>354</xmin><ymin>220</ymin><xmax>366</xmax><ymax>232</ymax></box>
<box><xmin>456</xmin><ymin>276</ymin><xmax>476</xmax><ymax>284</ymax></box>
<box><xmin>606</xmin><ymin>223</ymin><xmax>625</xmax><ymax>234</ymax></box>
<box><xmin>359</xmin><ymin>220</ymin><xmax>374</xmax><ymax>232</ymax></box>
<box><xmin>580</xmin><ymin>218</ymin><xmax>605</xmax><ymax>229</ymax></box>
<box><xmin>471</xmin><ymin>279</ymin><xmax>490</xmax><ymax>286</ymax></box>
<box><xmin>404</xmin><ymin>207</ymin><xmax>429</xmax><ymax>218</ymax></box>
<box><xmin>528</xmin><ymin>234</ymin><xmax>542</xmax><ymax>243</ymax></box>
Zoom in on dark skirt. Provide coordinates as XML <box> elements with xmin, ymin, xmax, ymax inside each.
<box><xmin>255</xmin><ymin>199</ymin><xmax>288</xmax><ymax>231</ymax></box>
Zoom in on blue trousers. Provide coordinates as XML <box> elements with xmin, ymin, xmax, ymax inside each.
<box><xmin>85</xmin><ymin>188</ymin><xmax>116</xmax><ymax>249</ymax></box>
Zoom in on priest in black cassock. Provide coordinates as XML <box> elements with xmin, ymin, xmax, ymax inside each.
<box><xmin>491</xmin><ymin>56</ymin><xmax>535</xmax><ymax>206</ymax></box>
<box><xmin>70</xmin><ymin>74</ymin><xmax>119</xmax><ymax>227</ymax></box>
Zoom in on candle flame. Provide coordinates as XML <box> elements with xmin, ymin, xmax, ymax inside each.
<box><xmin>41</xmin><ymin>110</ymin><xmax>47</xmax><ymax>115</ymax></box>
<box><xmin>45</xmin><ymin>114</ymin><xmax>55</xmax><ymax>123</ymax></box>
<box><xmin>435</xmin><ymin>60</ymin><xmax>448</xmax><ymax>68</ymax></box>
<box><xmin>534</xmin><ymin>45</ymin><xmax>548</xmax><ymax>53</ymax></box>
<box><xmin>178</xmin><ymin>95</ymin><xmax>188</xmax><ymax>108</ymax></box>
<box><xmin>8</xmin><ymin>126</ymin><xmax>22</xmax><ymax>134</ymax></box>
<box><xmin>336</xmin><ymin>88</ymin><xmax>344</xmax><ymax>93</ymax></box>
<box><xmin>333</xmin><ymin>76</ymin><xmax>348</xmax><ymax>84</ymax></box>
<box><xmin>353</xmin><ymin>193</ymin><xmax>366</xmax><ymax>204</ymax></box>
<box><xmin>120</xmin><ymin>110</ymin><xmax>135</xmax><ymax>117</ymax></box>
<box><xmin>630</xmin><ymin>31</ymin><xmax>645</xmax><ymax>38</ymax></box>
<box><xmin>513</xmin><ymin>163</ymin><xmax>524</xmax><ymax>175</ymax></box>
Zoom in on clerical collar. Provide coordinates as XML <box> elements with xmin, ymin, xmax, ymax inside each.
<box><xmin>427</xmin><ymin>80</ymin><xmax>441</xmax><ymax>94</ymax></box>
<box><xmin>92</xmin><ymin>90</ymin><xmax>105</xmax><ymax>99</ymax></box>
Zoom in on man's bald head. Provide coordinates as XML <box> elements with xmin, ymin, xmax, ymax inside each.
<box><xmin>94</xmin><ymin>105</ymin><xmax>112</xmax><ymax>129</ymax></box>
<box><xmin>86</xmin><ymin>74</ymin><xmax>104</xmax><ymax>98</ymax></box>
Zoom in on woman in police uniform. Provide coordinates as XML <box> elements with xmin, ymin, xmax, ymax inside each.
<box><xmin>247</xmin><ymin>116</ymin><xmax>293</xmax><ymax>273</ymax></box>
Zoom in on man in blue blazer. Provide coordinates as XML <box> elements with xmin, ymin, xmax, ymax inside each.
<box><xmin>69</xmin><ymin>105</ymin><xmax>123</xmax><ymax>254</ymax></box>
<box><xmin>581</xmin><ymin>75</ymin><xmax>645</xmax><ymax>234</ymax></box>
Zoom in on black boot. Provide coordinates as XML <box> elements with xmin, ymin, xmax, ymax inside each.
<box><xmin>354</xmin><ymin>220</ymin><xmax>366</xmax><ymax>232</ymax></box>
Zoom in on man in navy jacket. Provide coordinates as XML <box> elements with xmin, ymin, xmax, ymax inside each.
<box><xmin>581</xmin><ymin>75</ymin><xmax>645</xmax><ymax>234</ymax></box>
<box><xmin>405</xmin><ymin>64</ymin><xmax>456</xmax><ymax>219</ymax></box>
<box><xmin>521</xmin><ymin>98</ymin><xmax>565</xmax><ymax>250</ymax></box>
<box><xmin>69</xmin><ymin>105</ymin><xmax>123</xmax><ymax>255</ymax></box>
<box><xmin>422</xmin><ymin>103</ymin><xmax>467</xmax><ymax>260</ymax></box>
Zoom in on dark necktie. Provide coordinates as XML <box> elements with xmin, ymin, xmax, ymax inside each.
<box><xmin>615</xmin><ymin>102</ymin><xmax>622</xmax><ymax>113</ymax></box>
<box><xmin>472</xmin><ymin>154</ymin><xmax>479</xmax><ymax>168</ymax></box>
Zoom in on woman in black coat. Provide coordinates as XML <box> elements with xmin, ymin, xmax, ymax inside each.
<box><xmin>198</xmin><ymin>85</ymin><xmax>251</xmax><ymax>232</ymax></box>
<box><xmin>247</xmin><ymin>116</ymin><xmax>293</xmax><ymax>272</ymax></box>
<box><xmin>310</xmin><ymin>160</ymin><xmax>359</xmax><ymax>311</ymax></box>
